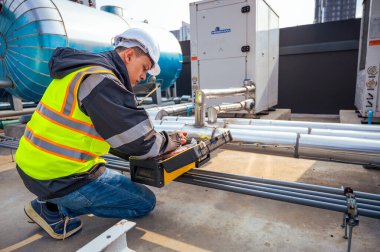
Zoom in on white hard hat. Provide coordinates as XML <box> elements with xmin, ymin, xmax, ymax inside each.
<box><xmin>114</xmin><ymin>28</ymin><xmax>161</xmax><ymax>76</ymax></box>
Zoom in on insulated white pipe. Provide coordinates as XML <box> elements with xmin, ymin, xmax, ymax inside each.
<box><xmin>153</xmin><ymin>123</ymin><xmax>380</xmax><ymax>166</ymax></box>
<box><xmin>156</xmin><ymin>120</ymin><xmax>310</xmax><ymax>134</ymax></box>
<box><xmin>161</xmin><ymin>116</ymin><xmax>380</xmax><ymax>133</ymax></box>
<box><xmin>309</xmin><ymin>128</ymin><xmax>380</xmax><ymax>140</ymax></box>
<box><xmin>155</xmin><ymin>120</ymin><xmax>380</xmax><ymax>140</ymax></box>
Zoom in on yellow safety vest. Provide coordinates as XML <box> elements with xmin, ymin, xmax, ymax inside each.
<box><xmin>16</xmin><ymin>66</ymin><xmax>115</xmax><ymax>180</ymax></box>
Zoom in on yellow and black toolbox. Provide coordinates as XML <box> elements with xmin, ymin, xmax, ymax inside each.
<box><xmin>130</xmin><ymin>131</ymin><xmax>232</xmax><ymax>187</ymax></box>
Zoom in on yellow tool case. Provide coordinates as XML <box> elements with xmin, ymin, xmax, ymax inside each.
<box><xmin>130</xmin><ymin>131</ymin><xmax>232</xmax><ymax>187</ymax></box>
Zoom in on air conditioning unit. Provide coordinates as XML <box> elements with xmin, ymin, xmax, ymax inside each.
<box><xmin>355</xmin><ymin>0</ymin><xmax>380</xmax><ymax>120</ymax></box>
<box><xmin>190</xmin><ymin>0</ymin><xmax>279</xmax><ymax>113</ymax></box>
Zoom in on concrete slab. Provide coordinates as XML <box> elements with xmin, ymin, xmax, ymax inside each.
<box><xmin>339</xmin><ymin>110</ymin><xmax>362</xmax><ymax>124</ymax></box>
<box><xmin>0</xmin><ymin>145</ymin><xmax>379</xmax><ymax>251</ymax></box>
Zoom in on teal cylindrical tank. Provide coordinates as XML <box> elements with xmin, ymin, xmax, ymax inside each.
<box><xmin>0</xmin><ymin>0</ymin><xmax>182</xmax><ymax>102</ymax></box>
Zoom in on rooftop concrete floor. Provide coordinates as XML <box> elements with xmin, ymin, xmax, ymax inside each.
<box><xmin>0</xmin><ymin>117</ymin><xmax>380</xmax><ymax>252</ymax></box>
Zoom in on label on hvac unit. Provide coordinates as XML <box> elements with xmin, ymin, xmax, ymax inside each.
<box><xmin>369</xmin><ymin>40</ymin><xmax>380</xmax><ymax>46</ymax></box>
<box><xmin>211</xmin><ymin>26</ymin><xmax>231</xmax><ymax>35</ymax></box>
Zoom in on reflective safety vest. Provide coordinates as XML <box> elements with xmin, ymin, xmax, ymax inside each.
<box><xmin>16</xmin><ymin>66</ymin><xmax>115</xmax><ymax>180</ymax></box>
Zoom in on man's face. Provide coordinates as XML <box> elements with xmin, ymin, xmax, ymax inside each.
<box><xmin>124</xmin><ymin>49</ymin><xmax>152</xmax><ymax>87</ymax></box>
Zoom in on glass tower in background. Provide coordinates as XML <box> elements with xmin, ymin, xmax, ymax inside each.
<box><xmin>314</xmin><ymin>0</ymin><xmax>357</xmax><ymax>23</ymax></box>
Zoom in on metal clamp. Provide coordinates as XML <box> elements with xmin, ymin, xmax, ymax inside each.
<box><xmin>341</xmin><ymin>187</ymin><xmax>359</xmax><ymax>252</ymax></box>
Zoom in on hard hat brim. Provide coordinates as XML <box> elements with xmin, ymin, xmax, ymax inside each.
<box><xmin>148</xmin><ymin>63</ymin><xmax>160</xmax><ymax>76</ymax></box>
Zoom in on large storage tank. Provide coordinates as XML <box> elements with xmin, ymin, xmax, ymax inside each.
<box><xmin>0</xmin><ymin>0</ymin><xmax>182</xmax><ymax>101</ymax></box>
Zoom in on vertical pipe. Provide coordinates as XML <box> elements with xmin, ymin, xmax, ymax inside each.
<box><xmin>368</xmin><ymin>110</ymin><xmax>373</xmax><ymax>125</ymax></box>
<box><xmin>195</xmin><ymin>89</ymin><xmax>205</xmax><ymax>127</ymax></box>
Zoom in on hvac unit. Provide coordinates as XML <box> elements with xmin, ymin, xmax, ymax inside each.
<box><xmin>355</xmin><ymin>0</ymin><xmax>380</xmax><ymax>120</ymax></box>
<box><xmin>190</xmin><ymin>0</ymin><xmax>279</xmax><ymax>113</ymax></box>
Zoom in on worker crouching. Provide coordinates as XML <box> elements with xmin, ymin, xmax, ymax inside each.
<box><xmin>15</xmin><ymin>28</ymin><xmax>187</xmax><ymax>239</ymax></box>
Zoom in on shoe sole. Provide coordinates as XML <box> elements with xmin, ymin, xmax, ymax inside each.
<box><xmin>26</xmin><ymin>215</ymin><xmax>35</xmax><ymax>223</ymax></box>
<box><xmin>24</xmin><ymin>202</ymin><xmax>82</xmax><ymax>240</ymax></box>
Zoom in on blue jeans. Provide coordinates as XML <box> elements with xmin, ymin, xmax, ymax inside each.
<box><xmin>48</xmin><ymin>168</ymin><xmax>156</xmax><ymax>219</ymax></box>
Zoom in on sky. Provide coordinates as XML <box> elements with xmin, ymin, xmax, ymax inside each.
<box><xmin>96</xmin><ymin>0</ymin><xmax>363</xmax><ymax>31</ymax></box>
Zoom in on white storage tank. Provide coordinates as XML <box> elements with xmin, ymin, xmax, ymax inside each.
<box><xmin>190</xmin><ymin>0</ymin><xmax>279</xmax><ymax>113</ymax></box>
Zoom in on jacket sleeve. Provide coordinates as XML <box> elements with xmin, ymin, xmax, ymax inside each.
<box><xmin>77</xmin><ymin>73</ymin><xmax>181</xmax><ymax>159</ymax></box>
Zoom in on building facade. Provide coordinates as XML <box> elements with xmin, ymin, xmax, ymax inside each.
<box><xmin>314</xmin><ymin>0</ymin><xmax>357</xmax><ymax>23</ymax></box>
<box><xmin>171</xmin><ymin>22</ymin><xmax>191</xmax><ymax>41</ymax></box>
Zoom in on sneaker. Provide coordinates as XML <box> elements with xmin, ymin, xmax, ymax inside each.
<box><xmin>24</xmin><ymin>199</ymin><xmax>82</xmax><ymax>240</ymax></box>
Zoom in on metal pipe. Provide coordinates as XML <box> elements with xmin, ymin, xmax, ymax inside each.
<box><xmin>161</xmin><ymin>116</ymin><xmax>380</xmax><ymax>133</ymax></box>
<box><xmin>154</xmin><ymin>124</ymin><xmax>298</xmax><ymax>145</ymax></box>
<box><xmin>309</xmin><ymin>128</ymin><xmax>380</xmax><ymax>140</ymax></box>
<box><xmin>152</xmin><ymin>123</ymin><xmax>380</xmax><ymax>167</ymax></box>
<box><xmin>181</xmin><ymin>176</ymin><xmax>345</xmax><ymax>210</ymax></box>
<box><xmin>202</xmin><ymin>85</ymin><xmax>255</xmax><ymax>99</ymax></box>
<box><xmin>195</xmin><ymin>89</ymin><xmax>205</xmax><ymax>127</ymax></box>
<box><xmin>101</xmin><ymin>159</ymin><xmax>380</xmax><ymax>219</ymax></box>
<box><xmin>157</xmin><ymin>120</ymin><xmax>380</xmax><ymax>140</ymax></box>
<box><xmin>0</xmin><ymin>108</ymin><xmax>35</xmax><ymax>118</ymax></box>
<box><xmin>188</xmin><ymin>170</ymin><xmax>380</xmax><ymax>201</ymax></box>
<box><xmin>177</xmin><ymin>177</ymin><xmax>380</xmax><ymax>219</ymax></box>
<box><xmin>194</xmin><ymin>85</ymin><xmax>255</xmax><ymax>128</ymax></box>
<box><xmin>104</xmin><ymin>160</ymin><xmax>380</xmax><ymax>218</ymax></box>
<box><xmin>159</xmin><ymin>121</ymin><xmax>310</xmax><ymax>134</ymax></box>
<box><xmin>184</xmin><ymin>173</ymin><xmax>380</xmax><ymax>212</ymax></box>
<box><xmin>185</xmin><ymin>171</ymin><xmax>380</xmax><ymax>206</ymax></box>
<box><xmin>207</xmin><ymin>99</ymin><xmax>255</xmax><ymax>123</ymax></box>
<box><xmin>105</xmin><ymin>161</ymin><xmax>380</xmax><ymax>218</ymax></box>
<box><xmin>221</xmin><ymin>123</ymin><xmax>380</xmax><ymax>140</ymax></box>
<box><xmin>103</xmin><ymin>157</ymin><xmax>380</xmax><ymax>204</ymax></box>
<box><xmin>0</xmin><ymin>79</ymin><xmax>13</xmax><ymax>88</ymax></box>
<box><xmin>146</xmin><ymin>103</ymin><xmax>194</xmax><ymax>120</ymax></box>
<box><xmin>105</xmin><ymin>157</ymin><xmax>380</xmax><ymax>206</ymax></box>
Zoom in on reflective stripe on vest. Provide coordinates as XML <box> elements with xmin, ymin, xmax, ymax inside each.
<box><xmin>37</xmin><ymin>102</ymin><xmax>103</xmax><ymax>140</ymax></box>
<box><xmin>24</xmin><ymin>126</ymin><xmax>96</xmax><ymax>162</ymax></box>
<box><xmin>16</xmin><ymin>65</ymin><xmax>115</xmax><ymax>180</ymax></box>
<box><xmin>62</xmin><ymin>66</ymin><xmax>114</xmax><ymax>116</ymax></box>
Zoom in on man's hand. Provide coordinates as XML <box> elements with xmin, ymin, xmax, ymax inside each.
<box><xmin>177</xmin><ymin>131</ymin><xmax>187</xmax><ymax>145</ymax></box>
<box><xmin>161</xmin><ymin>131</ymin><xmax>188</xmax><ymax>155</ymax></box>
